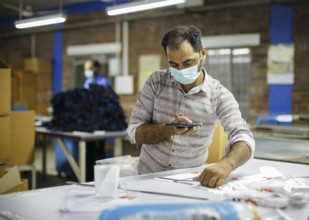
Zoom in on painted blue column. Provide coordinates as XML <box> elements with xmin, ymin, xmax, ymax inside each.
<box><xmin>53</xmin><ymin>31</ymin><xmax>63</xmax><ymax>95</ymax></box>
<box><xmin>269</xmin><ymin>85</ymin><xmax>292</xmax><ymax>114</ymax></box>
<box><xmin>269</xmin><ymin>4</ymin><xmax>293</xmax><ymax>116</ymax></box>
<box><xmin>53</xmin><ymin>30</ymin><xmax>79</xmax><ymax>177</ymax></box>
<box><xmin>270</xmin><ymin>4</ymin><xmax>293</xmax><ymax>44</ymax></box>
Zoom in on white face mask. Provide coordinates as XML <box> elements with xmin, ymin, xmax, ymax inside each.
<box><xmin>84</xmin><ymin>70</ymin><xmax>94</xmax><ymax>79</ymax></box>
<box><xmin>169</xmin><ymin>57</ymin><xmax>202</xmax><ymax>85</ymax></box>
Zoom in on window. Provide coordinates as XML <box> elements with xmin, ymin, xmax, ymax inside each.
<box><xmin>205</xmin><ymin>48</ymin><xmax>251</xmax><ymax>122</ymax></box>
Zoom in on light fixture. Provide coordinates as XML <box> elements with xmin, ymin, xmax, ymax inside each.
<box><xmin>106</xmin><ymin>0</ymin><xmax>187</xmax><ymax>16</ymax></box>
<box><xmin>15</xmin><ymin>12</ymin><xmax>67</xmax><ymax>29</ymax></box>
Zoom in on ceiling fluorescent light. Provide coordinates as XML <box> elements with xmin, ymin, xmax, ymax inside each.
<box><xmin>106</xmin><ymin>0</ymin><xmax>187</xmax><ymax>16</ymax></box>
<box><xmin>15</xmin><ymin>13</ymin><xmax>67</xmax><ymax>29</ymax></box>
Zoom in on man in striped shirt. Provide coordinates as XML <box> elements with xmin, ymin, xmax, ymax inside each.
<box><xmin>126</xmin><ymin>25</ymin><xmax>255</xmax><ymax>188</ymax></box>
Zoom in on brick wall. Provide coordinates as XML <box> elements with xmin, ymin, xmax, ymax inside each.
<box><xmin>293</xmin><ymin>2</ymin><xmax>309</xmax><ymax>114</ymax></box>
<box><xmin>127</xmin><ymin>4</ymin><xmax>270</xmax><ymax>124</ymax></box>
<box><xmin>0</xmin><ymin>2</ymin><xmax>308</xmax><ymax>125</ymax></box>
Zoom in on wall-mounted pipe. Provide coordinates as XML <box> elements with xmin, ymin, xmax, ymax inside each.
<box><xmin>122</xmin><ymin>20</ymin><xmax>129</xmax><ymax>76</ymax></box>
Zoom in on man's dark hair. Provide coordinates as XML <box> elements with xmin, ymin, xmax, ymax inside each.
<box><xmin>161</xmin><ymin>25</ymin><xmax>203</xmax><ymax>55</ymax></box>
<box><xmin>90</xmin><ymin>60</ymin><xmax>101</xmax><ymax>68</ymax></box>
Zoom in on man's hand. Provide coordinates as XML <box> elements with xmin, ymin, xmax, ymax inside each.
<box><xmin>193</xmin><ymin>141</ymin><xmax>251</xmax><ymax>188</ymax></box>
<box><xmin>172</xmin><ymin>115</ymin><xmax>202</xmax><ymax>136</ymax></box>
<box><xmin>193</xmin><ymin>161</ymin><xmax>233</xmax><ymax>187</ymax></box>
<box><xmin>135</xmin><ymin>115</ymin><xmax>201</xmax><ymax>144</ymax></box>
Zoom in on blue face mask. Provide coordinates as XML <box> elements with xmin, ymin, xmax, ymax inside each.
<box><xmin>170</xmin><ymin>60</ymin><xmax>202</xmax><ymax>85</ymax></box>
<box><xmin>84</xmin><ymin>70</ymin><xmax>94</xmax><ymax>79</ymax></box>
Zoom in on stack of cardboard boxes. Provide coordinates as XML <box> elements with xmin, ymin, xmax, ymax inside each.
<box><xmin>1</xmin><ymin>47</ymin><xmax>53</xmax><ymax>116</ymax></box>
<box><xmin>0</xmin><ymin>68</ymin><xmax>11</xmax><ymax>163</ymax></box>
<box><xmin>0</xmin><ymin>48</ymin><xmax>24</xmax><ymax>73</ymax></box>
<box><xmin>25</xmin><ymin>57</ymin><xmax>53</xmax><ymax>116</ymax></box>
<box><xmin>11</xmin><ymin>57</ymin><xmax>53</xmax><ymax>116</ymax></box>
<box><xmin>0</xmin><ymin>67</ymin><xmax>35</xmax><ymax>193</ymax></box>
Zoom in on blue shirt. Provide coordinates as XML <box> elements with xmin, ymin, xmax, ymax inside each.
<box><xmin>83</xmin><ymin>75</ymin><xmax>110</xmax><ymax>89</ymax></box>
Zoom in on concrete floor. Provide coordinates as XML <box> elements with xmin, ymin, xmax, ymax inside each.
<box><xmin>254</xmin><ymin>136</ymin><xmax>309</xmax><ymax>164</ymax></box>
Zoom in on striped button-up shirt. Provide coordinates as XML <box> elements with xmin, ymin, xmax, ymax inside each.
<box><xmin>126</xmin><ymin>68</ymin><xmax>255</xmax><ymax>174</ymax></box>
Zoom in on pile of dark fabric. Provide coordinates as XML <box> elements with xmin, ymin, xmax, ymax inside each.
<box><xmin>47</xmin><ymin>86</ymin><xmax>127</xmax><ymax>132</ymax></box>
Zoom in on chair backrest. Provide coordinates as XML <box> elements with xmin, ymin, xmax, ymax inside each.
<box><xmin>206</xmin><ymin>121</ymin><xmax>228</xmax><ymax>164</ymax></box>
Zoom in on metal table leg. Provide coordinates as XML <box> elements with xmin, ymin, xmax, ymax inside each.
<box><xmin>78</xmin><ymin>141</ymin><xmax>86</xmax><ymax>183</ymax></box>
<box><xmin>114</xmin><ymin>138</ymin><xmax>123</xmax><ymax>157</ymax></box>
<box><xmin>56</xmin><ymin>138</ymin><xmax>85</xmax><ymax>183</ymax></box>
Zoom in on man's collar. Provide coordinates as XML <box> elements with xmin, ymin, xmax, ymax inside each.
<box><xmin>188</xmin><ymin>67</ymin><xmax>208</xmax><ymax>94</ymax></box>
<box><xmin>200</xmin><ymin>67</ymin><xmax>208</xmax><ymax>92</ymax></box>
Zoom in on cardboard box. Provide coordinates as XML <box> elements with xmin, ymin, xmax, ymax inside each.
<box><xmin>12</xmin><ymin>102</ymin><xmax>29</xmax><ymax>111</ymax></box>
<box><xmin>36</xmin><ymin>74</ymin><xmax>52</xmax><ymax>90</ymax></box>
<box><xmin>24</xmin><ymin>57</ymin><xmax>52</xmax><ymax>73</ymax></box>
<box><xmin>9</xmin><ymin>111</ymin><xmax>35</xmax><ymax>166</ymax></box>
<box><xmin>0</xmin><ymin>68</ymin><xmax>11</xmax><ymax>116</ymax></box>
<box><xmin>12</xmin><ymin>71</ymin><xmax>36</xmax><ymax>109</ymax></box>
<box><xmin>36</xmin><ymin>104</ymin><xmax>51</xmax><ymax>116</ymax></box>
<box><xmin>15</xmin><ymin>71</ymin><xmax>36</xmax><ymax>85</ymax></box>
<box><xmin>19</xmin><ymin>85</ymin><xmax>36</xmax><ymax>109</ymax></box>
<box><xmin>11</xmin><ymin>75</ymin><xmax>19</xmax><ymax>103</ymax></box>
<box><xmin>4</xmin><ymin>179</ymin><xmax>28</xmax><ymax>194</ymax></box>
<box><xmin>36</xmin><ymin>90</ymin><xmax>52</xmax><ymax>104</ymax></box>
<box><xmin>0</xmin><ymin>162</ymin><xmax>5</xmax><ymax>178</ymax></box>
<box><xmin>0</xmin><ymin>116</ymin><xmax>10</xmax><ymax>163</ymax></box>
<box><xmin>0</xmin><ymin>166</ymin><xmax>28</xmax><ymax>194</ymax></box>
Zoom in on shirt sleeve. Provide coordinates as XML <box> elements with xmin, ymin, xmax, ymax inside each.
<box><xmin>84</xmin><ymin>78</ymin><xmax>91</xmax><ymax>89</ymax></box>
<box><xmin>126</xmin><ymin>72</ymin><xmax>159</xmax><ymax>144</ymax></box>
<box><xmin>215</xmin><ymin>84</ymin><xmax>255</xmax><ymax>157</ymax></box>
<box><xmin>223</xmin><ymin>133</ymin><xmax>256</xmax><ymax>158</ymax></box>
<box><xmin>95</xmin><ymin>75</ymin><xmax>110</xmax><ymax>88</ymax></box>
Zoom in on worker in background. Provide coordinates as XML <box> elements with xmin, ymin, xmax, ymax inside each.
<box><xmin>83</xmin><ymin>59</ymin><xmax>111</xmax><ymax>181</ymax></box>
<box><xmin>126</xmin><ymin>25</ymin><xmax>255</xmax><ymax>188</ymax></box>
<box><xmin>83</xmin><ymin>59</ymin><xmax>110</xmax><ymax>89</ymax></box>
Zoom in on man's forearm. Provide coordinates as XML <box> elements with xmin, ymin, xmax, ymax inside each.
<box><xmin>135</xmin><ymin>123</ymin><xmax>175</xmax><ymax>144</ymax></box>
<box><xmin>195</xmin><ymin>141</ymin><xmax>251</xmax><ymax>187</ymax></box>
<box><xmin>220</xmin><ymin>141</ymin><xmax>251</xmax><ymax>171</ymax></box>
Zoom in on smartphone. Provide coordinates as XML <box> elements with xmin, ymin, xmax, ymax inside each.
<box><xmin>166</xmin><ymin>122</ymin><xmax>200</xmax><ymax>128</ymax></box>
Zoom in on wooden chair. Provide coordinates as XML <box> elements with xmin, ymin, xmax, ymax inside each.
<box><xmin>206</xmin><ymin>121</ymin><xmax>228</xmax><ymax>164</ymax></box>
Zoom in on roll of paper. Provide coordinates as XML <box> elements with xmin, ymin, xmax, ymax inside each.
<box><xmin>94</xmin><ymin>165</ymin><xmax>120</xmax><ymax>197</ymax></box>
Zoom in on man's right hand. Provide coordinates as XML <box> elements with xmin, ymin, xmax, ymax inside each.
<box><xmin>169</xmin><ymin>115</ymin><xmax>202</xmax><ymax>136</ymax></box>
<box><xmin>135</xmin><ymin>116</ymin><xmax>201</xmax><ymax>144</ymax></box>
